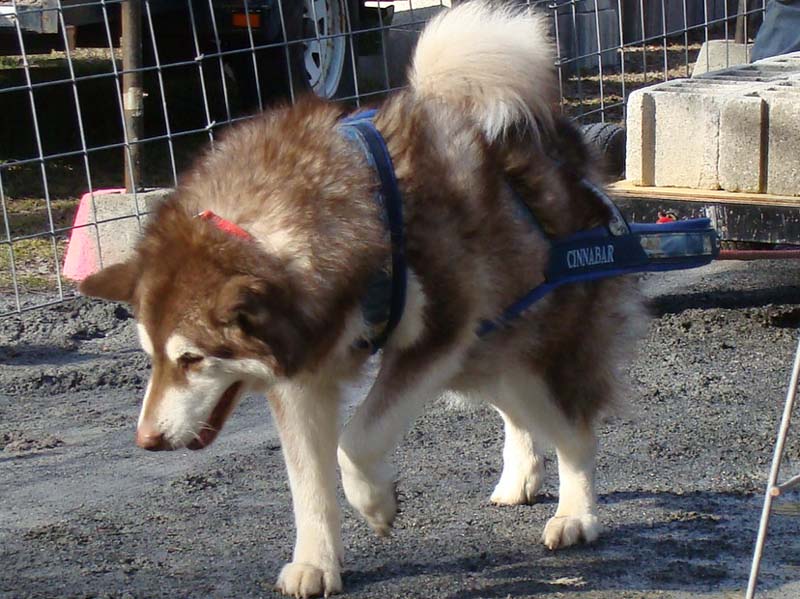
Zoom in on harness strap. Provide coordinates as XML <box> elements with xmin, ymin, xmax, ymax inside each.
<box><xmin>477</xmin><ymin>217</ymin><xmax>719</xmax><ymax>337</ymax></box>
<box><xmin>338</xmin><ymin>111</ymin><xmax>407</xmax><ymax>353</ymax></box>
<box><xmin>579</xmin><ymin>178</ymin><xmax>630</xmax><ymax>236</ymax></box>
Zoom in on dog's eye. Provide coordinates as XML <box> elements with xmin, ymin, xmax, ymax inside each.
<box><xmin>177</xmin><ymin>353</ymin><xmax>204</xmax><ymax>369</ymax></box>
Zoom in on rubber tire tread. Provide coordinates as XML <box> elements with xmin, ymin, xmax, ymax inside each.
<box><xmin>580</xmin><ymin>122</ymin><xmax>626</xmax><ymax>177</ymax></box>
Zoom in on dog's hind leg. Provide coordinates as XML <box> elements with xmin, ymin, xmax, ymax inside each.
<box><xmin>270</xmin><ymin>380</ymin><xmax>344</xmax><ymax>598</ymax></box>
<box><xmin>496</xmin><ymin>371</ymin><xmax>600</xmax><ymax>549</ymax></box>
<box><xmin>542</xmin><ymin>419</ymin><xmax>599</xmax><ymax>550</ymax></box>
<box><xmin>489</xmin><ymin>405</ymin><xmax>546</xmax><ymax>506</ymax></box>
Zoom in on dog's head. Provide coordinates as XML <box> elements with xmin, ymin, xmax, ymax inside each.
<box><xmin>79</xmin><ymin>100</ymin><xmax>385</xmax><ymax>452</ymax></box>
<box><xmin>80</xmin><ymin>201</ymin><xmax>316</xmax><ymax>451</ymax></box>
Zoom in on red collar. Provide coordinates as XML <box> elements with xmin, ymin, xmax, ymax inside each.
<box><xmin>197</xmin><ymin>210</ymin><xmax>252</xmax><ymax>240</ymax></box>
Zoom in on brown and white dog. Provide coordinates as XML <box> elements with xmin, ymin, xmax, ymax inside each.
<box><xmin>80</xmin><ymin>3</ymin><xmax>645</xmax><ymax>596</ymax></box>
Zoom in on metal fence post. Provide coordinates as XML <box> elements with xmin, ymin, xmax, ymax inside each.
<box><xmin>735</xmin><ymin>0</ymin><xmax>748</xmax><ymax>44</ymax></box>
<box><xmin>122</xmin><ymin>0</ymin><xmax>143</xmax><ymax>193</ymax></box>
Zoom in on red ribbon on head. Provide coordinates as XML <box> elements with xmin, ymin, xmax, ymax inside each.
<box><xmin>197</xmin><ymin>210</ymin><xmax>253</xmax><ymax>240</ymax></box>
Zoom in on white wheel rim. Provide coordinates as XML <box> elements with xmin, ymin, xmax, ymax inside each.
<box><xmin>303</xmin><ymin>0</ymin><xmax>347</xmax><ymax>98</ymax></box>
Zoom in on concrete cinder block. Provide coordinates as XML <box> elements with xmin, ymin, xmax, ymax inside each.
<box><xmin>692</xmin><ymin>40</ymin><xmax>754</xmax><ymax>78</ymax></box>
<box><xmin>651</xmin><ymin>91</ymin><xmax>721</xmax><ymax>189</ymax></box>
<box><xmin>63</xmin><ymin>188</ymin><xmax>170</xmax><ymax>280</ymax></box>
<box><xmin>624</xmin><ymin>89</ymin><xmax>655</xmax><ymax>185</ymax></box>
<box><xmin>718</xmin><ymin>95</ymin><xmax>765</xmax><ymax>193</ymax></box>
<box><xmin>765</xmin><ymin>96</ymin><xmax>800</xmax><ymax>196</ymax></box>
<box><xmin>754</xmin><ymin>52</ymin><xmax>800</xmax><ymax>68</ymax></box>
<box><xmin>699</xmin><ymin>62</ymin><xmax>800</xmax><ymax>82</ymax></box>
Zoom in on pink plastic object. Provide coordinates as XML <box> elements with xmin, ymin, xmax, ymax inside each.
<box><xmin>197</xmin><ymin>210</ymin><xmax>253</xmax><ymax>240</ymax></box>
<box><xmin>62</xmin><ymin>188</ymin><xmax>126</xmax><ymax>281</ymax></box>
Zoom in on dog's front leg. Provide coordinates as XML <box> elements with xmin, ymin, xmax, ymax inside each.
<box><xmin>338</xmin><ymin>344</ymin><xmax>467</xmax><ymax>536</ymax></box>
<box><xmin>269</xmin><ymin>380</ymin><xmax>343</xmax><ymax>598</ymax></box>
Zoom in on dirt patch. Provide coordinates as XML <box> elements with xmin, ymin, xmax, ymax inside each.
<box><xmin>1</xmin><ymin>430</ymin><xmax>63</xmax><ymax>452</ymax></box>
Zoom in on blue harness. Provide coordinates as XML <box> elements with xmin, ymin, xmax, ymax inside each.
<box><xmin>338</xmin><ymin>111</ymin><xmax>720</xmax><ymax>350</ymax></box>
<box><xmin>338</xmin><ymin>111</ymin><xmax>407</xmax><ymax>352</ymax></box>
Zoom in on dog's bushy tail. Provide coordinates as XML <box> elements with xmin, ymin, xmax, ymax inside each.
<box><xmin>409</xmin><ymin>1</ymin><xmax>556</xmax><ymax>142</ymax></box>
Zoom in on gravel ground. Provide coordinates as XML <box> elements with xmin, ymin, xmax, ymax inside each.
<box><xmin>2</xmin><ymin>259</ymin><xmax>800</xmax><ymax>599</ymax></box>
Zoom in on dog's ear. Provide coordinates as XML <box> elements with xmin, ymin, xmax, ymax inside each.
<box><xmin>216</xmin><ymin>275</ymin><xmax>309</xmax><ymax>376</ymax></box>
<box><xmin>79</xmin><ymin>261</ymin><xmax>139</xmax><ymax>303</ymax></box>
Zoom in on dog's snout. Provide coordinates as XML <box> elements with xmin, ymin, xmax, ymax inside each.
<box><xmin>135</xmin><ymin>425</ymin><xmax>167</xmax><ymax>451</ymax></box>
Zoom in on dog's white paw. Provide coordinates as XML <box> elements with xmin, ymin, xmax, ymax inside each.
<box><xmin>541</xmin><ymin>514</ymin><xmax>600</xmax><ymax>550</ymax></box>
<box><xmin>490</xmin><ymin>465</ymin><xmax>544</xmax><ymax>506</ymax></box>
<box><xmin>348</xmin><ymin>477</ymin><xmax>397</xmax><ymax>537</ymax></box>
<box><xmin>340</xmin><ymin>469</ymin><xmax>396</xmax><ymax>536</ymax></box>
<box><xmin>276</xmin><ymin>562</ymin><xmax>342</xmax><ymax>598</ymax></box>
<box><xmin>338</xmin><ymin>448</ymin><xmax>398</xmax><ymax>536</ymax></box>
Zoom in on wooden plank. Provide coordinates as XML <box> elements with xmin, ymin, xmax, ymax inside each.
<box><xmin>609</xmin><ymin>180</ymin><xmax>800</xmax><ymax>208</ymax></box>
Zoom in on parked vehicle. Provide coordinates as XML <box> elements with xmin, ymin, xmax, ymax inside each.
<box><xmin>0</xmin><ymin>0</ymin><xmax>391</xmax><ymax>100</ymax></box>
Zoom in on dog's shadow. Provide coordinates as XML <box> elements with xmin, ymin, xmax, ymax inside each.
<box><xmin>344</xmin><ymin>490</ymin><xmax>799</xmax><ymax>598</ymax></box>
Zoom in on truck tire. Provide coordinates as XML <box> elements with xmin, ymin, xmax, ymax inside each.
<box><xmin>287</xmin><ymin>0</ymin><xmax>357</xmax><ymax>100</ymax></box>
<box><xmin>581</xmin><ymin>122</ymin><xmax>626</xmax><ymax>178</ymax></box>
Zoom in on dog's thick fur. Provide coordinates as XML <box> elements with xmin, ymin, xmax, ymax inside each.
<box><xmin>80</xmin><ymin>3</ymin><xmax>645</xmax><ymax>596</ymax></box>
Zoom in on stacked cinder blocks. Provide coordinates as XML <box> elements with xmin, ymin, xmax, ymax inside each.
<box><xmin>626</xmin><ymin>52</ymin><xmax>800</xmax><ymax>196</ymax></box>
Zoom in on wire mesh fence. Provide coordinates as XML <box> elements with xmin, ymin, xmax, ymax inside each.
<box><xmin>0</xmin><ymin>0</ymin><xmax>769</xmax><ymax>316</ymax></box>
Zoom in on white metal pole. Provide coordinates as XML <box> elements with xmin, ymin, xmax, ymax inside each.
<box><xmin>745</xmin><ymin>334</ymin><xmax>800</xmax><ymax>599</ymax></box>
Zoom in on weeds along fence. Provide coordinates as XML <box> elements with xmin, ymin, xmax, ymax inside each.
<box><xmin>0</xmin><ymin>0</ymin><xmax>767</xmax><ymax>316</ymax></box>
